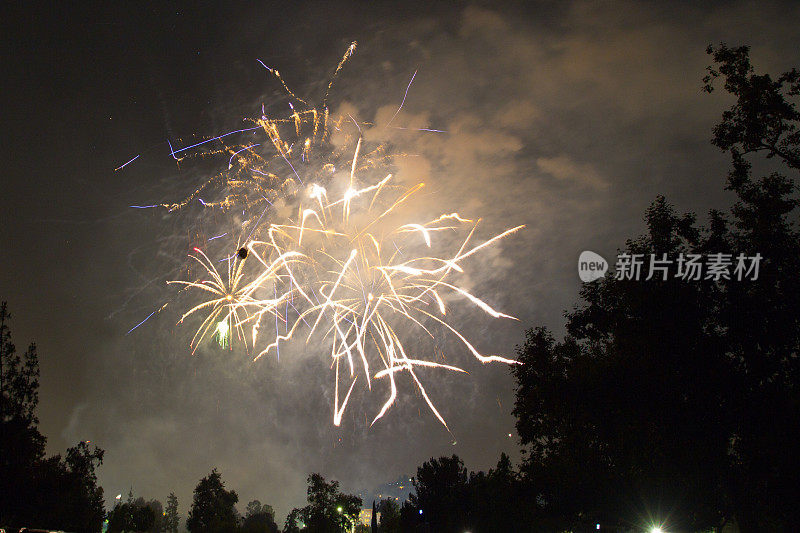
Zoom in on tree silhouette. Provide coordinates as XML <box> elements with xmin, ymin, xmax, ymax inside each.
<box><xmin>186</xmin><ymin>469</ymin><xmax>239</xmax><ymax>533</ymax></box>
<box><xmin>107</xmin><ymin>494</ymin><xmax>158</xmax><ymax>533</ymax></box>
<box><xmin>241</xmin><ymin>499</ymin><xmax>279</xmax><ymax>533</ymax></box>
<box><xmin>408</xmin><ymin>455</ymin><xmax>470</xmax><ymax>533</ymax></box>
<box><xmin>1</xmin><ymin>302</ymin><xmax>105</xmax><ymax>531</ymax></box>
<box><xmin>398</xmin><ymin>500</ymin><xmax>422</xmax><ymax>532</ymax></box>
<box><xmin>283</xmin><ymin>473</ymin><xmax>361</xmax><ymax>533</ymax></box>
<box><xmin>703</xmin><ymin>44</ymin><xmax>800</xmax><ymax>170</ymax></box>
<box><xmin>513</xmin><ymin>220</ymin><xmax>730</xmax><ymax>530</ymax></box>
<box><xmin>376</xmin><ymin>498</ymin><xmax>400</xmax><ymax>533</ymax></box>
<box><xmin>283</xmin><ymin>508</ymin><xmax>304</xmax><ymax>533</ymax></box>
<box><xmin>703</xmin><ymin>43</ymin><xmax>800</xmax><ymax>531</ymax></box>
<box><xmin>467</xmin><ymin>453</ymin><xmax>528</xmax><ymax>533</ymax></box>
<box><xmin>0</xmin><ymin>302</ymin><xmax>46</xmax><ymax>524</ymax></box>
<box><xmin>512</xmin><ymin>45</ymin><xmax>800</xmax><ymax>532</ymax></box>
<box><xmin>164</xmin><ymin>492</ymin><xmax>180</xmax><ymax>533</ymax></box>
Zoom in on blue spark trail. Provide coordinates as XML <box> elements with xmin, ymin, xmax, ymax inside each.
<box><xmin>114</xmin><ymin>154</ymin><xmax>140</xmax><ymax>171</ymax></box>
<box><xmin>126</xmin><ymin>310</ymin><xmax>157</xmax><ymax>335</ymax></box>
<box><xmin>386</xmin><ymin>70</ymin><xmax>417</xmax><ymax>127</ymax></box>
<box><xmin>169</xmin><ymin>126</ymin><xmax>262</xmax><ymax>158</ymax></box>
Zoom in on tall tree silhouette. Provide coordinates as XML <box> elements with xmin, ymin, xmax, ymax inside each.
<box><xmin>164</xmin><ymin>492</ymin><xmax>180</xmax><ymax>533</ymax></box>
<box><xmin>408</xmin><ymin>455</ymin><xmax>470</xmax><ymax>533</ymax></box>
<box><xmin>187</xmin><ymin>469</ymin><xmax>239</xmax><ymax>533</ymax></box>
<box><xmin>512</xmin><ymin>45</ymin><xmax>800</xmax><ymax>532</ymax></box>
<box><xmin>1</xmin><ymin>302</ymin><xmax>106</xmax><ymax>530</ymax></box>
<box><xmin>376</xmin><ymin>499</ymin><xmax>400</xmax><ymax>533</ymax></box>
<box><xmin>0</xmin><ymin>301</ymin><xmax>47</xmax><ymax>523</ymax></box>
<box><xmin>703</xmin><ymin>43</ymin><xmax>800</xmax><ymax>531</ymax></box>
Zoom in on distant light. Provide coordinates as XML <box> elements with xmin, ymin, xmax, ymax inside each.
<box><xmin>115</xmin><ymin>494</ymin><xmax>122</xmax><ymax>500</ymax></box>
<box><xmin>419</xmin><ymin>509</ymin><xmax>423</xmax><ymax>515</ymax></box>
<box><xmin>596</xmin><ymin>525</ymin><xmax>600</xmax><ymax>530</ymax></box>
<box><xmin>651</xmin><ymin>528</ymin><xmax>663</xmax><ymax>533</ymax></box>
<box><xmin>507</xmin><ymin>433</ymin><xmax>512</xmax><ymax>437</ymax></box>
<box><xmin>337</xmin><ymin>506</ymin><xmax>342</xmax><ymax>513</ymax></box>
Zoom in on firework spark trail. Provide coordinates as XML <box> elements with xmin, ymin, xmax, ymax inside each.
<box><xmin>133</xmin><ymin>42</ymin><xmax>523</xmax><ymax>429</ymax></box>
<box><xmin>233</xmin><ymin>174</ymin><xmax>524</xmax><ymax>429</ymax></box>
<box><xmin>115</xmin><ymin>154</ymin><xmax>140</xmax><ymax>171</ymax></box>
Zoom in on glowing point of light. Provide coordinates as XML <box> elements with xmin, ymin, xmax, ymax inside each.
<box><xmin>337</xmin><ymin>506</ymin><xmax>342</xmax><ymax>513</ymax></box>
<box><xmin>310</xmin><ymin>184</ymin><xmax>326</xmax><ymax>199</ymax></box>
<box><xmin>651</xmin><ymin>528</ymin><xmax>663</xmax><ymax>533</ymax></box>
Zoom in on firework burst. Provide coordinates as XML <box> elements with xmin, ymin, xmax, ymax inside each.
<box><xmin>133</xmin><ymin>42</ymin><xmax>524</xmax><ymax>428</ymax></box>
<box><xmin>240</xmin><ymin>174</ymin><xmax>523</xmax><ymax>429</ymax></box>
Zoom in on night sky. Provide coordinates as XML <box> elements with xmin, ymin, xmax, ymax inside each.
<box><xmin>2</xmin><ymin>0</ymin><xmax>799</xmax><ymax>521</ymax></box>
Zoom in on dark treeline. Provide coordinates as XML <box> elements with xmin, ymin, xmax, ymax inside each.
<box><xmin>0</xmin><ymin>302</ymin><xmax>105</xmax><ymax>531</ymax></box>
<box><xmin>394</xmin><ymin>453</ymin><xmax>526</xmax><ymax>533</ymax></box>
<box><xmin>2</xmin><ymin>43</ymin><xmax>799</xmax><ymax>533</ymax></box>
<box><xmin>506</xmin><ymin>44</ymin><xmax>799</xmax><ymax>533</ymax></box>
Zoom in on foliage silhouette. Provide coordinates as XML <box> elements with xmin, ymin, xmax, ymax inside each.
<box><xmin>187</xmin><ymin>469</ymin><xmax>239</xmax><ymax>533</ymax></box>
<box><xmin>283</xmin><ymin>473</ymin><xmax>361</xmax><ymax>533</ymax></box>
<box><xmin>164</xmin><ymin>492</ymin><xmax>180</xmax><ymax>533</ymax></box>
<box><xmin>0</xmin><ymin>302</ymin><xmax>105</xmax><ymax>531</ymax></box>
<box><xmin>511</xmin><ymin>44</ymin><xmax>800</xmax><ymax>532</ymax></box>
<box><xmin>241</xmin><ymin>499</ymin><xmax>279</xmax><ymax>533</ymax></box>
<box><xmin>377</xmin><ymin>498</ymin><xmax>400</xmax><ymax>533</ymax></box>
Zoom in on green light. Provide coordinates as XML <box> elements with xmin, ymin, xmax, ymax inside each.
<box><xmin>216</xmin><ymin>319</ymin><xmax>230</xmax><ymax>348</ymax></box>
<box><xmin>337</xmin><ymin>506</ymin><xmax>343</xmax><ymax>513</ymax></box>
